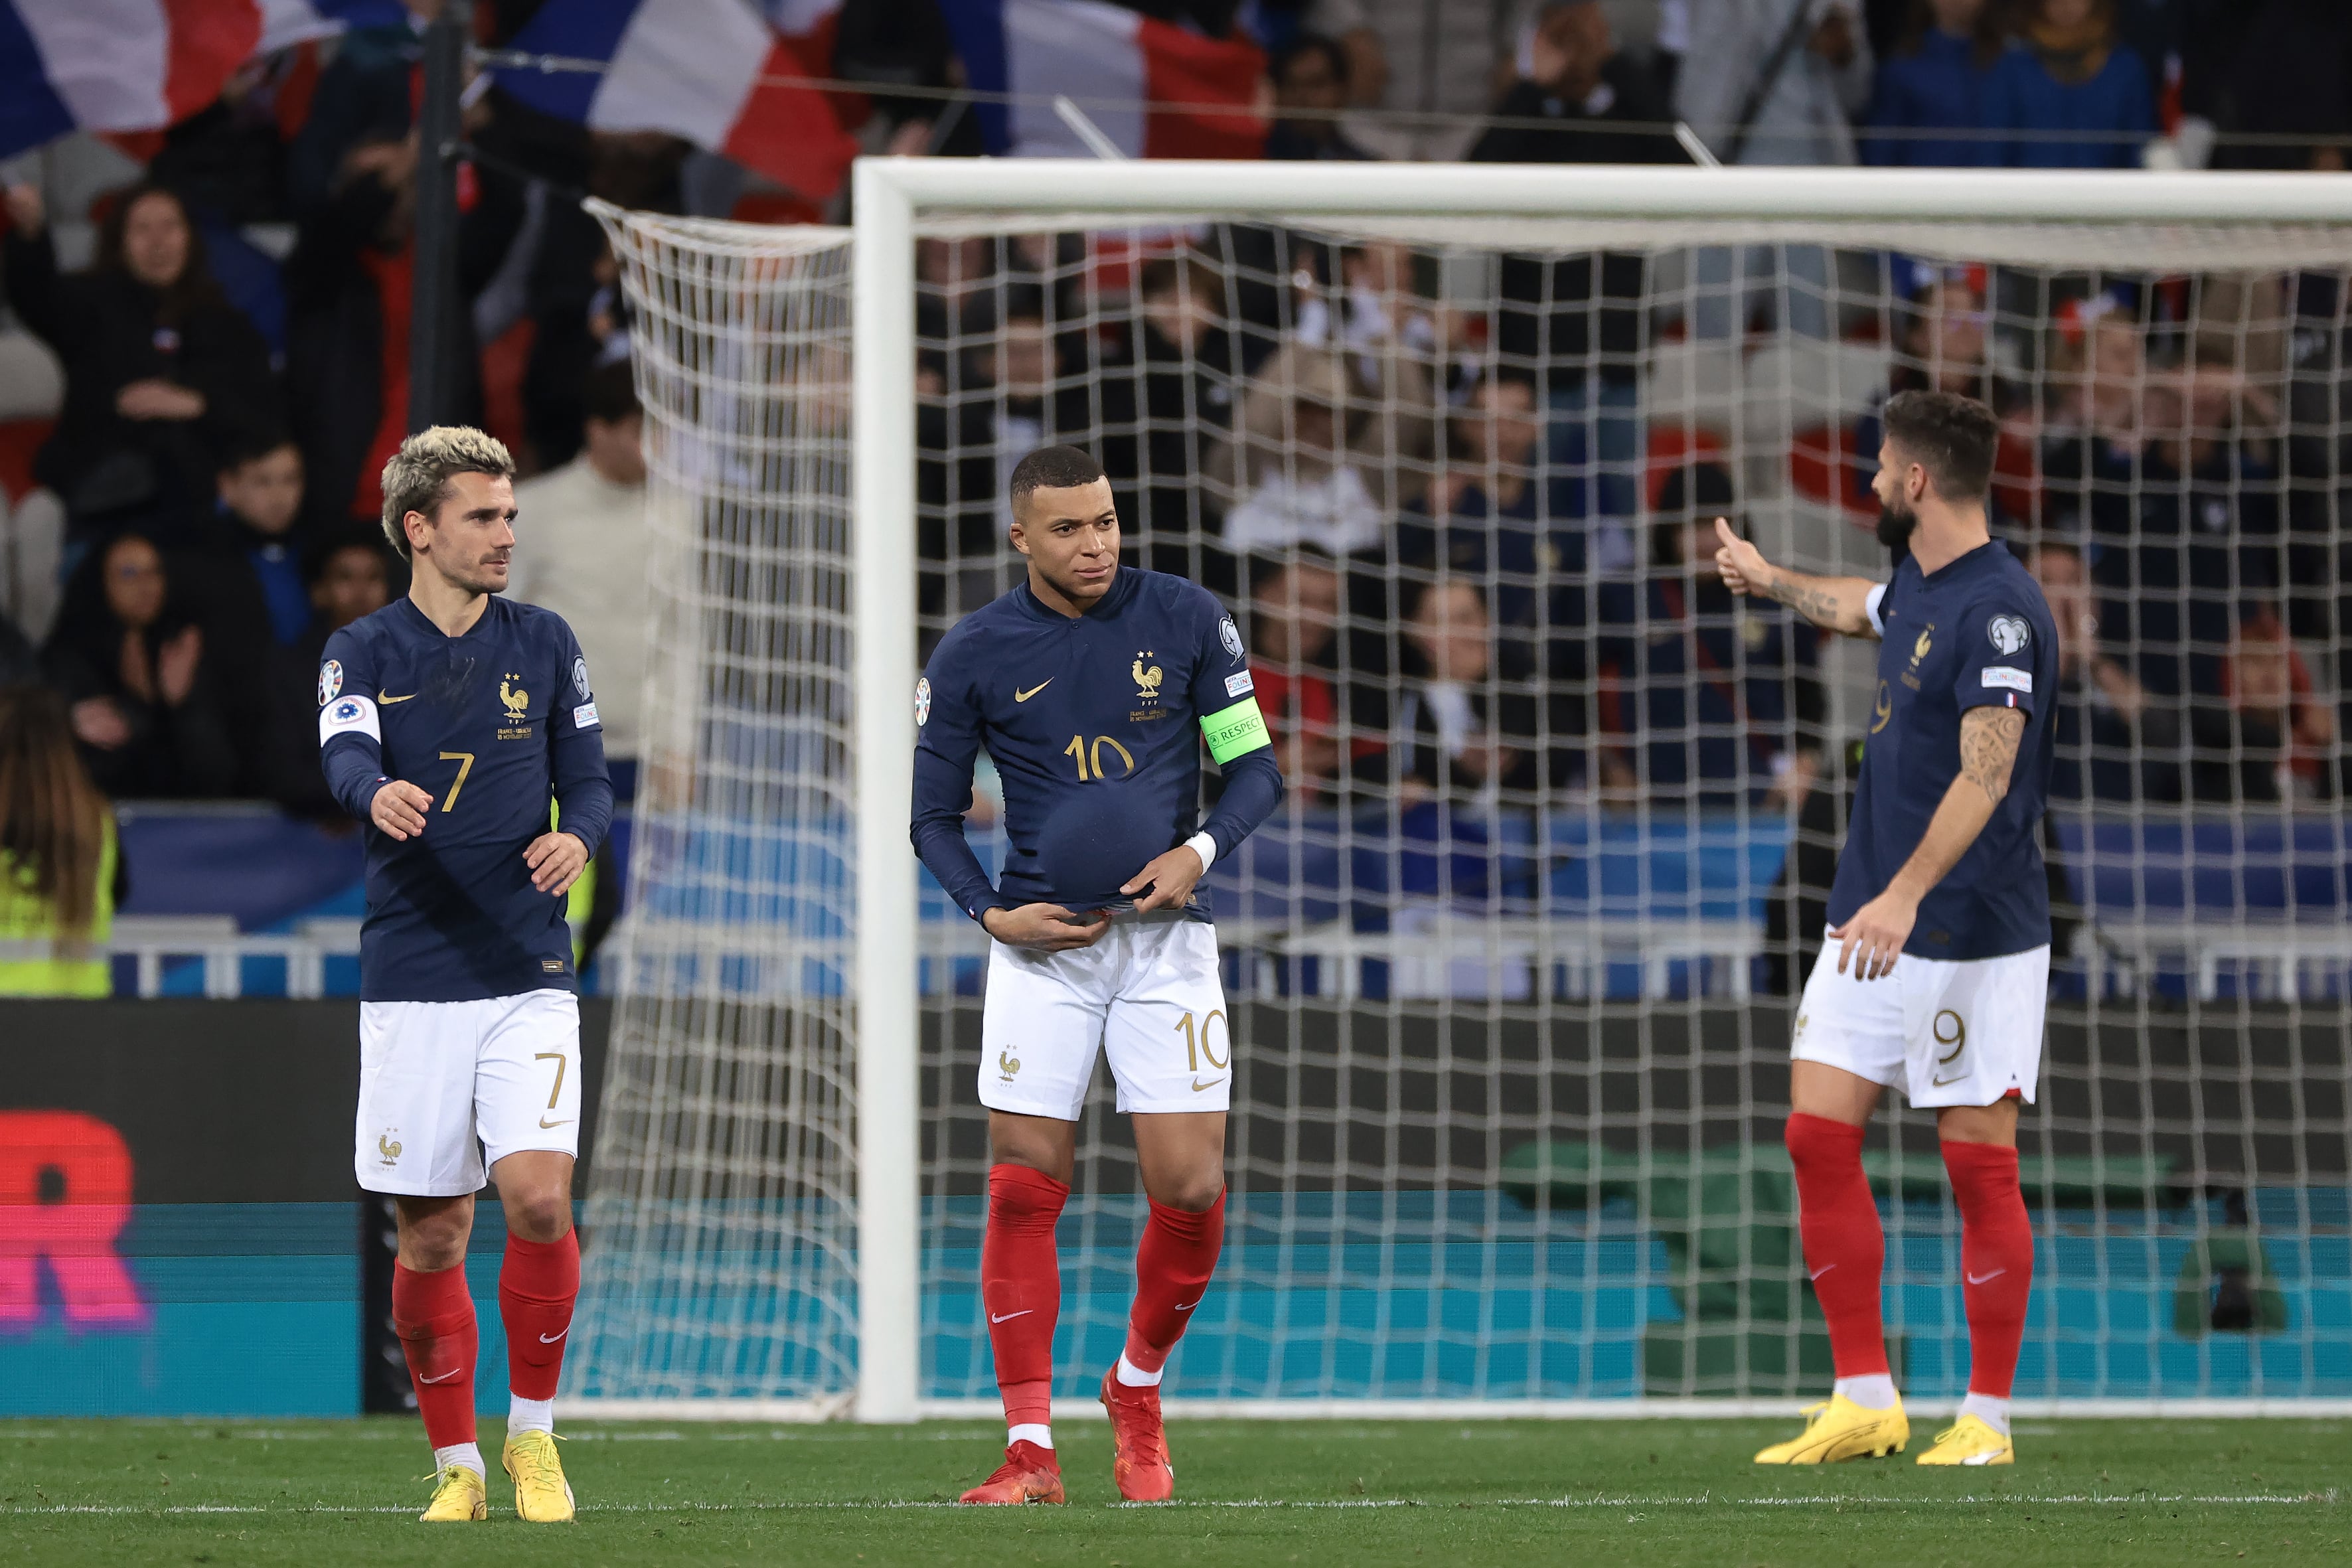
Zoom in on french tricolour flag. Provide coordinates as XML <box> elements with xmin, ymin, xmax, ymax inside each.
<box><xmin>937</xmin><ymin>0</ymin><xmax>1266</xmax><ymax>160</ymax></box>
<box><xmin>498</xmin><ymin>0</ymin><xmax>858</xmax><ymax>204</ymax></box>
<box><xmin>0</xmin><ymin>0</ymin><xmax>401</xmax><ymax>161</ymax></box>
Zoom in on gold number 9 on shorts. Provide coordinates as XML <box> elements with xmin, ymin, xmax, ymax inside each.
<box><xmin>1933</xmin><ymin>1008</ymin><xmax>1966</xmax><ymax>1064</ymax></box>
<box><xmin>1174</xmin><ymin>1009</ymin><xmax>1228</xmax><ymax>1071</ymax></box>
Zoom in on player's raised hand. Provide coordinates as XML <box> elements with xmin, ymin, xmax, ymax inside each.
<box><xmin>525</xmin><ymin>830</ymin><xmax>590</xmax><ymax>896</ymax></box>
<box><xmin>1714</xmin><ymin>518</ymin><xmax>1768</xmax><ymax>598</ymax></box>
<box><xmin>1828</xmin><ymin>886</ymin><xmax>1919</xmax><ymax>981</ymax></box>
<box><xmin>370</xmin><ymin>779</ymin><xmax>433</xmax><ymax>840</ymax></box>
<box><xmin>1121</xmin><ymin>844</ymin><xmax>1207</xmax><ymax>913</ymax></box>
<box><xmin>982</xmin><ymin>903</ymin><xmax>1112</xmax><ymax>951</ymax></box>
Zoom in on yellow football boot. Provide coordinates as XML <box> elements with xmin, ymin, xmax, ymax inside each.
<box><xmin>503</xmin><ymin>1430</ymin><xmax>577</xmax><ymax>1522</ymax></box>
<box><xmin>1915</xmin><ymin>1413</ymin><xmax>2013</xmax><ymax>1466</ymax></box>
<box><xmin>1753</xmin><ymin>1393</ymin><xmax>1909</xmax><ymax>1464</ymax></box>
<box><xmin>418</xmin><ymin>1462</ymin><xmax>487</xmax><ymax>1522</ymax></box>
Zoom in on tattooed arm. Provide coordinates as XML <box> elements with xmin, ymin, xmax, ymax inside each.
<box><xmin>1828</xmin><ymin>706</ymin><xmax>2028</xmax><ymax>979</ymax></box>
<box><xmin>1711</xmin><ymin>519</ymin><xmax>1882</xmax><ymax>639</ymax></box>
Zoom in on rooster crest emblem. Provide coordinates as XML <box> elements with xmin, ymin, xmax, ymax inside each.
<box><xmin>1132</xmin><ymin>656</ymin><xmax>1162</xmax><ymax>700</ymax></box>
<box><xmin>499</xmin><ymin>674</ymin><xmax>530</xmax><ymax>720</ymax></box>
<box><xmin>377</xmin><ymin>1133</ymin><xmax>402</xmax><ymax>1163</ymax></box>
<box><xmin>998</xmin><ymin>1050</ymin><xmax>1020</xmax><ymax>1079</ymax></box>
<box><xmin>1912</xmin><ymin>628</ymin><xmax>1933</xmax><ymax>664</ymax></box>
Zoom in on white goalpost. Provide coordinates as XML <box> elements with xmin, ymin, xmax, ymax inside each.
<box><xmin>570</xmin><ymin>162</ymin><xmax>2352</xmax><ymax>1423</ymax></box>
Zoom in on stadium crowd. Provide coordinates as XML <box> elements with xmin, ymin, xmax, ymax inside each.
<box><xmin>0</xmin><ymin>0</ymin><xmax>2345</xmax><ymax>864</ymax></box>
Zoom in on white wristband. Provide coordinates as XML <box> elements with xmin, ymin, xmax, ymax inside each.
<box><xmin>1184</xmin><ymin>830</ymin><xmax>1218</xmax><ymax>875</ymax></box>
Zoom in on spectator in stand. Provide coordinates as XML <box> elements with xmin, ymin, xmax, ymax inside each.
<box><xmin>509</xmin><ymin>362</ymin><xmax>649</xmax><ymax>800</ymax></box>
<box><xmin>1294</xmin><ymin>240</ymin><xmax>1455</xmax><ymax>394</ymax></box>
<box><xmin>285</xmin><ymin>133</ymin><xmax>481</xmax><ymax>526</ymax></box>
<box><xmin>0</xmin><ymin>181</ymin><xmax>280</xmax><ymax>543</ymax></box>
<box><xmin>1245</xmin><ymin>552</ymin><xmax>1349</xmax><ymax>805</ymax></box>
<box><xmin>1094</xmin><ymin>254</ymin><xmax>1241</xmax><ymax>584</ymax></box>
<box><xmin>1267</xmin><ymin>35</ymin><xmax>1377</xmax><ymax>161</ymax></box>
<box><xmin>1389</xmin><ymin>579</ymin><xmax>1540</xmax><ymax>806</ymax></box>
<box><xmin>1678</xmin><ymin>0</ymin><xmax>1874</xmax><ymax>167</ymax></box>
<box><xmin>0</xmin><ymin>682</ymin><xmax>121</xmax><ymax>998</ymax></box>
<box><xmin>41</xmin><ymin>532</ymin><xmax>236</xmax><ymax>800</ymax></box>
<box><xmin>1861</xmin><ymin>0</ymin><xmax>2005</xmax><ymax>166</ymax></box>
<box><xmin>1983</xmin><ymin>0</ymin><xmax>2154</xmax><ymax>169</ymax></box>
<box><xmin>189</xmin><ymin>430</ymin><xmax>316</xmax><ymax>792</ymax></box>
<box><xmin>261</xmin><ymin>526</ymin><xmax>397</xmax><ymax>817</ymax></box>
<box><xmin>1208</xmin><ymin>341</ymin><xmax>1432</xmax><ymax>557</ymax></box>
<box><xmin>1853</xmin><ymin>261</ymin><xmax>2038</xmax><ymax>523</ymax></box>
<box><xmin>1302</xmin><ymin>0</ymin><xmax>1507</xmax><ymax>161</ymax></box>
<box><xmin>2193</xmin><ymin>604</ymin><xmax>2333</xmax><ymax>805</ymax></box>
<box><xmin>2023</xmin><ymin>539</ymin><xmax>2181</xmax><ymax>803</ymax></box>
<box><xmin>1596</xmin><ymin>464</ymin><xmax>1824</xmax><ymax>807</ymax></box>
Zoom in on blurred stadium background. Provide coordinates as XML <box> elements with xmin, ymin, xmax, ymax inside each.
<box><xmin>2</xmin><ymin>0</ymin><xmax>2349</xmax><ymax>1429</ymax></box>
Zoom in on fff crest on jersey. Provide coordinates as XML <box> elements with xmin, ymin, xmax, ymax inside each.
<box><xmin>914</xmin><ymin>676</ymin><xmax>932</xmax><ymax>726</ymax></box>
<box><xmin>1132</xmin><ymin>653</ymin><xmax>1163</xmax><ymax>700</ymax></box>
<box><xmin>1987</xmin><ymin>614</ymin><xmax>2031</xmax><ymax>655</ymax></box>
<box><xmin>1218</xmin><ymin>616</ymin><xmax>1243</xmax><ymax>660</ymax></box>
<box><xmin>499</xmin><ymin>674</ymin><xmax>530</xmax><ymax>721</ymax></box>
<box><xmin>317</xmin><ymin>659</ymin><xmax>343</xmax><ymax>706</ymax></box>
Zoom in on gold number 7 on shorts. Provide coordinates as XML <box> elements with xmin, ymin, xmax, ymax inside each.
<box><xmin>534</xmin><ymin>1050</ymin><xmax>567</xmax><ymax>1109</ymax></box>
<box><xmin>1172</xmin><ymin>1010</ymin><xmax>1229</xmax><ymax>1072</ymax></box>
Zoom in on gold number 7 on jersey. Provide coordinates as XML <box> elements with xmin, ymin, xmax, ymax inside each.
<box><xmin>437</xmin><ymin>751</ymin><xmax>475</xmax><ymax>812</ymax></box>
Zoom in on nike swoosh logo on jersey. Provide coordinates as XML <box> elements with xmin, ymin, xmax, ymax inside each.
<box><xmin>990</xmin><ymin>1310</ymin><xmax>1034</xmax><ymax>1324</ymax></box>
<box><xmin>1014</xmin><ymin>680</ymin><xmax>1053</xmax><ymax>702</ymax></box>
<box><xmin>378</xmin><ymin>690</ymin><xmax>417</xmax><ymax>703</ymax></box>
<box><xmin>1966</xmin><ymin>1268</ymin><xmax>2007</xmax><ymax>1286</ymax></box>
<box><xmin>538</xmin><ymin>1329</ymin><xmax>568</xmax><ymax>1344</ymax></box>
<box><xmin>539</xmin><ymin>1117</ymin><xmax>573</xmax><ymax>1129</ymax></box>
<box><xmin>418</xmin><ymin>1368</ymin><xmax>465</xmax><ymax>1384</ymax></box>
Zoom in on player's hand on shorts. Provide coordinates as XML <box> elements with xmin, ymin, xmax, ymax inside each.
<box><xmin>370</xmin><ymin>779</ymin><xmax>433</xmax><ymax>840</ymax></box>
<box><xmin>525</xmin><ymin>831</ymin><xmax>590</xmax><ymax>896</ymax></box>
<box><xmin>982</xmin><ymin>903</ymin><xmax>1112</xmax><ymax>950</ymax></box>
<box><xmin>1121</xmin><ymin>844</ymin><xmax>1206</xmax><ymax>913</ymax></box>
<box><xmin>1830</xmin><ymin>888</ymin><xmax>1918</xmax><ymax>980</ymax></box>
<box><xmin>1713</xmin><ymin>518</ymin><xmax>1768</xmax><ymax>597</ymax></box>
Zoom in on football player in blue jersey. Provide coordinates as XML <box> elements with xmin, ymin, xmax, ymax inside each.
<box><xmin>317</xmin><ymin>428</ymin><xmax>611</xmax><ymax>1523</ymax></box>
<box><xmin>911</xmin><ymin>445</ymin><xmax>1283</xmax><ymax>1504</ymax></box>
<box><xmin>1716</xmin><ymin>390</ymin><xmax>2059</xmax><ymax>1468</ymax></box>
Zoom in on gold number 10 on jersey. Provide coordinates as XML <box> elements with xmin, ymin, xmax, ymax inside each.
<box><xmin>1174</xmin><ymin>1009</ymin><xmax>1228</xmax><ymax>1071</ymax></box>
<box><xmin>1063</xmin><ymin>734</ymin><xmax>1137</xmax><ymax>781</ymax></box>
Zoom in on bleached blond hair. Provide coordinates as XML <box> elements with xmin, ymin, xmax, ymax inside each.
<box><xmin>379</xmin><ymin>426</ymin><xmax>515</xmax><ymax>558</ymax></box>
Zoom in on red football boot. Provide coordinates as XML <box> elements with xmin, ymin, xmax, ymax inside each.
<box><xmin>958</xmin><ymin>1439</ymin><xmax>1065</xmax><ymax>1505</ymax></box>
<box><xmin>1099</xmin><ymin>1370</ymin><xmax>1174</xmax><ymax>1502</ymax></box>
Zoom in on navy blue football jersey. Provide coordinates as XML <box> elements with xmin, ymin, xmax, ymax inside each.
<box><xmin>1826</xmin><ymin>542</ymin><xmax>2060</xmax><ymax>961</ymax></box>
<box><xmin>319</xmin><ymin>595</ymin><xmax>613</xmax><ymax>1002</ymax></box>
<box><xmin>911</xmin><ymin>568</ymin><xmax>1283</xmax><ymax>921</ymax></box>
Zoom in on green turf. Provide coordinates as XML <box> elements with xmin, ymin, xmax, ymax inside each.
<box><xmin>3</xmin><ymin>1417</ymin><xmax>2344</xmax><ymax>1567</ymax></box>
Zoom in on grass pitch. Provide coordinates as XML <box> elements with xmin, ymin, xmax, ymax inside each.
<box><xmin>3</xmin><ymin>1417</ymin><xmax>2343</xmax><ymax>1567</ymax></box>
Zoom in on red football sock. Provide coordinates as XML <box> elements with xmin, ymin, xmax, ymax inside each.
<box><xmin>1123</xmin><ymin>1192</ymin><xmax>1225</xmax><ymax>1375</ymax></box>
<box><xmin>1943</xmin><ymin>1139</ymin><xmax>2033</xmax><ymax>1399</ymax></box>
<box><xmin>982</xmin><ymin>1163</ymin><xmax>1067</xmax><ymax>1430</ymax></box>
<box><xmin>499</xmin><ymin>1229</ymin><xmax>580</xmax><ymax>1401</ymax></box>
<box><xmin>1785</xmin><ymin>1113</ymin><xmax>1889</xmax><ymax>1378</ymax></box>
<box><xmin>392</xmin><ymin>1260</ymin><xmax>478</xmax><ymax>1451</ymax></box>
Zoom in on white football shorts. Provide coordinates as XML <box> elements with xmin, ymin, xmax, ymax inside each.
<box><xmin>1791</xmin><ymin>928</ymin><xmax>2048</xmax><ymax>1109</ymax></box>
<box><xmin>355</xmin><ymin>988</ymin><xmax>583</xmax><ymax>1195</ymax></box>
<box><xmin>979</xmin><ymin>912</ymin><xmax>1230</xmax><ymax>1119</ymax></box>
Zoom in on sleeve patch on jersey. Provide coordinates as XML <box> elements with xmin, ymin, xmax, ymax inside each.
<box><xmin>572</xmin><ymin>701</ymin><xmax>601</xmax><ymax>728</ymax></box>
<box><xmin>914</xmin><ymin>676</ymin><xmax>933</xmax><ymax>727</ymax></box>
<box><xmin>1218</xmin><ymin>616</ymin><xmax>1244</xmax><ymax>661</ymax></box>
<box><xmin>1987</xmin><ymin>614</ymin><xmax>2032</xmax><ymax>654</ymax></box>
<box><xmin>318</xmin><ymin>693</ymin><xmax>380</xmax><ymax>745</ymax></box>
<box><xmin>1200</xmin><ymin>696</ymin><xmax>1271</xmax><ymax>763</ymax></box>
<box><xmin>1224</xmin><ymin>668</ymin><xmax>1255</xmax><ymax>699</ymax></box>
<box><xmin>317</xmin><ymin>659</ymin><xmax>343</xmax><ymax>706</ymax></box>
<box><xmin>1980</xmin><ymin>666</ymin><xmax>2032</xmax><ymax>694</ymax></box>
<box><xmin>572</xmin><ymin>655</ymin><xmax>591</xmax><ymax>698</ymax></box>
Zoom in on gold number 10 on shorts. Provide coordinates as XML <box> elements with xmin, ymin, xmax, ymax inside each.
<box><xmin>1174</xmin><ymin>1010</ymin><xmax>1228</xmax><ymax>1072</ymax></box>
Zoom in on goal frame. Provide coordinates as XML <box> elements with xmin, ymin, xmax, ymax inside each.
<box><xmin>846</xmin><ymin>159</ymin><xmax>2352</xmax><ymax>1423</ymax></box>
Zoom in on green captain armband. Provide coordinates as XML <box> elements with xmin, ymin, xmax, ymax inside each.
<box><xmin>1200</xmin><ymin>698</ymin><xmax>1272</xmax><ymax>764</ymax></box>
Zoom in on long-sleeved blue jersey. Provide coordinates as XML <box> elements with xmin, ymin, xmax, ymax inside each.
<box><xmin>318</xmin><ymin>595</ymin><xmax>613</xmax><ymax>1002</ymax></box>
<box><xmin>911</xmin><ymin>568</ymin><xmax>1283</xmax><ymax>922</ymax></box>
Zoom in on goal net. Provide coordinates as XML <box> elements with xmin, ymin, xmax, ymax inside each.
<box><xmin>572</xmin><ymin>164</ymin><xmax>2352</xmax><ymax>1417</ymax></box>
